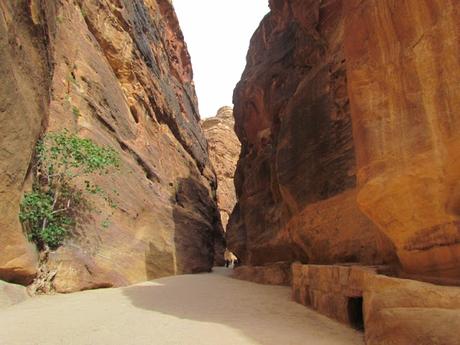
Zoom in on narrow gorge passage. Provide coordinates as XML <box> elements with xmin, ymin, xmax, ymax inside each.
<box><xmin>1</xmin><ymin>0</ymin><xmax>459</xmax><ymax>344</ymax></box>
<box><xmin>0</xmin><ymin>268</ymin><xmax>363</xmax><ymax>345</ymax></box>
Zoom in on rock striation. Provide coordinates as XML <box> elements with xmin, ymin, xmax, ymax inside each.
<box><xmin>0</xmin><ymin>0</ymin><xmax>49</xmax><ymax>285</ymax></box>
<box><xmin>202</xmin><ymin>107</ymin><xmax>240</xmax><ymax>230</ymax></box>
<box><xmin>228</xmin><ymin>0</ymin><xmax>396</xmax><ymax>268</ymax></box>
<box><xmin>0</xmin><ymin>0</ymin><xmax>223</xmax><ymax>292</ymax></box>
<box><xmin>345</xmin><ymin>0</ymin><xmax>460</xmax><ymax>285</ymax></box>
<box><xmin>228</xmin><ymin>0</ymin><xmax>460</xmax><ymax>285</ymax></box>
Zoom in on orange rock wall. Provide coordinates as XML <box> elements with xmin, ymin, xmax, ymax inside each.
<box><xmin>0</xmin><ymin>0</ymin><xmax>53</xmax><ymax>284</ymax></box>
<box><xmin>229</xmin><ymin>0</ymin><xmax>460</xmax><ymax>283</ymax></box>
<box><xmin>0</xmin><ymin>0</ymin><xmax>223</xmax><ymax>291</ymax></box>
<box><xmin>345</xmin><ymin>0</ymin><xmax>460</xmax><ymax>284</ymax></box>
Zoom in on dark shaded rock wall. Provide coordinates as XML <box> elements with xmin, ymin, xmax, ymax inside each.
<box><xmin>228</xmin><ymin>0</ymin><xmax>397</xmax><ymax>267</ymax></box>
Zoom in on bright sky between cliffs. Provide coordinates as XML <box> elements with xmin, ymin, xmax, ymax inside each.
<box><xmin>173</xmin><ymin>0</ymin><xmax>269</xmax><ymax>118</ymax></box>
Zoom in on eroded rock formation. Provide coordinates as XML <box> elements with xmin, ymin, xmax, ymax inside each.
<box><xmin>345</xmin><ymin>0</ymin><xmax>460</xmax><ymax>284</ymax></box>
<box><xmin>228</xmin><ymin>0</ymin><xmax>396</xmax><ymax>268</ymax></box>
<box><xmin>202</xmin><ymin>106</ymin><xmax>240</xmax><ymax>230</ymax></box>
<box><xmin>0</xmin><ymin>0</ymin><xmax>223</xmax><ymax>292</ymax></box>
<box><xmin>228</xmin><ymin>0</ymin><xmax>460</xmax><ymax>285</ymax></box>
<box><xmin>0</xmin><ymin>0</ymin><xmax>49</xmax><ymax>285</ymax></box>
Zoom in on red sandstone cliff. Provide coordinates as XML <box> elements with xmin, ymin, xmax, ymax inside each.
<box><xmin>228</xmin><ymin>0</ymin><xmax>460</xmax><ymax>285</ymax></box>
<box><xmin>0</xmin><ymin>0</ymin><xmax>223</xmax><ymax>292</ymax></box>
<box><xmin>345</xmin><ymin>0</ymin><xmax>460</xmax><ymax>285</ymax></box>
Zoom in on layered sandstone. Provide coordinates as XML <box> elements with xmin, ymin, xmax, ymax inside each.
<box><xmin>228</xmin><ymin>0</ymin><xmax>460</xmax><ymax>284</ymax></box>
<box><xmin>228</xmin><ymin>0</ymin><xmax>396</xmax><ymax>267</ymax></box>
<box><xmin>0</xmin><ymin>0</ymin><xmax>223</xmax><ymax>291</ymax></box>
<box><xmin>344</xmin><ymin>0</ymin><xmax>460</xmax><ymax>284</ymax></box>
<box><xmin>0</xmin><ymin>0</ymin><xmax>49</xmax><ymax>285</ymax></box>
<box><xmin>202</xmin><ymin>106</ymin><xmax>240</xmax><ymax>230</ymax></box>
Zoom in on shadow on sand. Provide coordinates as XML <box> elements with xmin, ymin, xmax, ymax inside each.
<box><xmin>122</xmin><ymin>268</ymin><xmax>363</xmax><ymax>345</ymax></box>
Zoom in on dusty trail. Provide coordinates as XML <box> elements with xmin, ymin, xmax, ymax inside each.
<box><xmin>0</xmin><ymin>268</ymin><xmax>363</xmax><ymax>345</ymax></box>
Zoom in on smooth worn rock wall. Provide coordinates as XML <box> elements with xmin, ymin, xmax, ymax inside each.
<box><xmin>364</xmin><ymin>273</ymin><xmax>460</xmax><ymax>345</ymax></box>
<box><xmin>202</xmin><ymin>106</ymin><xmax>240</xmax><ymax>231</ymax></box>
<box><xmin>0</xmin><ymin>0</ymin><xmax>224</xmax><ymax>292</ymax></box>
<box><xmin>228</xmin><ymin>0</ymin><xmax>460</xmax><ymax>283</ymax></box>
<box><xmin>345</xmin><ymin>0</ymin><xmax>460</xmax><ymax>284</ymax></box>
<box><xmin>0</xmin><ymin>0</ymin><xmax>54</xmax><ymax>285</ymax></box>
<box><xmin>228</xmin><ymin>0</ymin><xmax>396</xmax><ymax>267</ymax></box>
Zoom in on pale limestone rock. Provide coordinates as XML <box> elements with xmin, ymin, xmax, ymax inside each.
<box><xmin>202</xmin><ymin>106</ymin><xmax>240</xmax><ymax>230</ymax></box>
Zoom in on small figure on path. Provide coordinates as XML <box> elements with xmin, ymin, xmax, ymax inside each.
<box><xmin>224</xmin><ymin>249</ymin><xmax>239</xmax><ymax>268</ymax></box>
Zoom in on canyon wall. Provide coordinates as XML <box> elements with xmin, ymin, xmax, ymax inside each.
<box><xmin>202</xmin><ymin>106</ymin><xmax>240</xmax><ymax>230</ymax></box>
<box><xmin>0</xmin><ymin>0</ymin><xmax>224</xmax><ymax>292</ymax></box>
<box><xmin>228</xmin><ymin>0</ymin><xmax>460</xmax><ymax>284</ymax></box>
<box><xmin>345</xmin><ymin>0</ymin><xmax>460</xmax><ymax>284</ymax></box>
<box><xmin>228</xmin><ymin>0</ymin><xmax>396</xmax><ymax>267</ymax></box>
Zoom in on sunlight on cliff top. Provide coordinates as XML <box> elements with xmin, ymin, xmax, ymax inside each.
<box><xmin>173</xmin><ymin>0</ymin><xmax>269</xmax><ymax>118</ymax></box>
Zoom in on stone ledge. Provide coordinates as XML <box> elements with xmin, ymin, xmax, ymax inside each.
<box><xmin>0</xmin><ymin>280</ymin><xmax>30</xmax><ymax>309</ymax></box>
<box><xmin>291</xmin><ymin>262</ymin><xmax>460</xmax><ymax>345</ymax></box>
<box><xmin>231</xmin><ymin>262</ymin><xmax>292</xmax><ymax>286</ymax></box>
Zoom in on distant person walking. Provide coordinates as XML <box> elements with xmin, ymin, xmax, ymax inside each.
<box><xmin>224</xmin><ymin>249</ymin><xmax>238</xmax><ymax>268</ymax></box>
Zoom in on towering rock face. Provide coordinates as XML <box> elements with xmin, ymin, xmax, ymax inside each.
<box><xmin>0</xmin><ymin>0</ymin><xmax>51</xmax><ymax>285</ymax></box>
<box><xmin>228</xmin><ymin>0</ymin><xmax>460</xmax><ymax>284</ymax></box>
<box><xmin>228</xmin><ymin>0</ymin><xmax>396</xmax><ymax>268</ymax></box>
<box><xmin>344</xmin><ymin>0</ymin><xmax>460</xmax><ymax>284</ymax></box>
<box><xmin>202</xmin><ymin>107</ymin><xmax>240</xmax><ymax>230</ymax></box>
<box><xmin>0</xmin><ymin>0</ymin><xmax>223</xmax><ymax>291</ymax></box>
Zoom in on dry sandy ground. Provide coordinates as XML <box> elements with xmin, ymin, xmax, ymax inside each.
<box><xmin>0</xmin><ymin>268</ymin><xmax>363</xmax><ymax>345</ymax></box>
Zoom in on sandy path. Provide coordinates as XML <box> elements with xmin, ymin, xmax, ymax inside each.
<box><xmin>0</xmin><ymin>268</ymin><xmax>363</xmax><ymax>345</ymax></box>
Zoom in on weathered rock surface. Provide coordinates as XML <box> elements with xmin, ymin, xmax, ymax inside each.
<box><xmin>228</xmin><ymin>0</ymin><xmax>460</xmax><ymax>283</ymax></box>
<box><xmin>0</xmin><ymin>0</ymin><xmax>49</xmax><ymax>285</ymax></box>
<box><xmin>364</xmin><ymin>274</ymin><xmax>460</xmax><ymax>345</ymax></box>
<box><xmin>202</xmin><ymin>106</ymin><xmax>240</xmax><ymax>230</ymax></box>
<box><xmin>232</xmin><ymin>262</ymin><xmax>291</xmax><ymax>286</ymax></box>
<box><xmin>291</xmin><ymin>263</ymin><xmax>379</xmax><ymax>326</ymax></box>
<box><xmin>228</xmin><ymin>0</ymin><xmax>396</xmax><ymax>267</ymax></box>
<box><xmin>0</xmin><ymin>280</ymin><xmax>30</xmax><ymax>309</ymax></box>
<box><xmin>292</xmin><ymin>263</ymin><xmax>460</xmax><ymax>345</ymax></box>
<box><xmin>344</xmin><ymin>0</ymin><xmax>460</xmax><ymax>284</ymax></box>
<box><xmin>0</xmin><ymin>0</ymin><xmax>223</xmax><ymax>291</ymax></box>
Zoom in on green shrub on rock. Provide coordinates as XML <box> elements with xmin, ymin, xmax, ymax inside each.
<box><xmin>19</xmin><ymin>130</ymin><xmax>120</xmax><ymax>250</ymax></box>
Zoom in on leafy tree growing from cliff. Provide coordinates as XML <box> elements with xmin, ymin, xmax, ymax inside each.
<box><xmin>19</xmin><ymin>130</ymin><xmax>120</xmax><ymax>250</ymax></box>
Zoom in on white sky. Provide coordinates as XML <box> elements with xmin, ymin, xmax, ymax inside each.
<box><xmin>173</xmin><ymin>0</ymin><xmax>269</xmax><ymax>118</ymax></box>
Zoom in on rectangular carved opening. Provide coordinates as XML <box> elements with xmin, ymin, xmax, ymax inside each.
<box><xmin>347</xmin><ymin>297</ymin><xmax>364</xmax><ymax>331</ymax></box>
